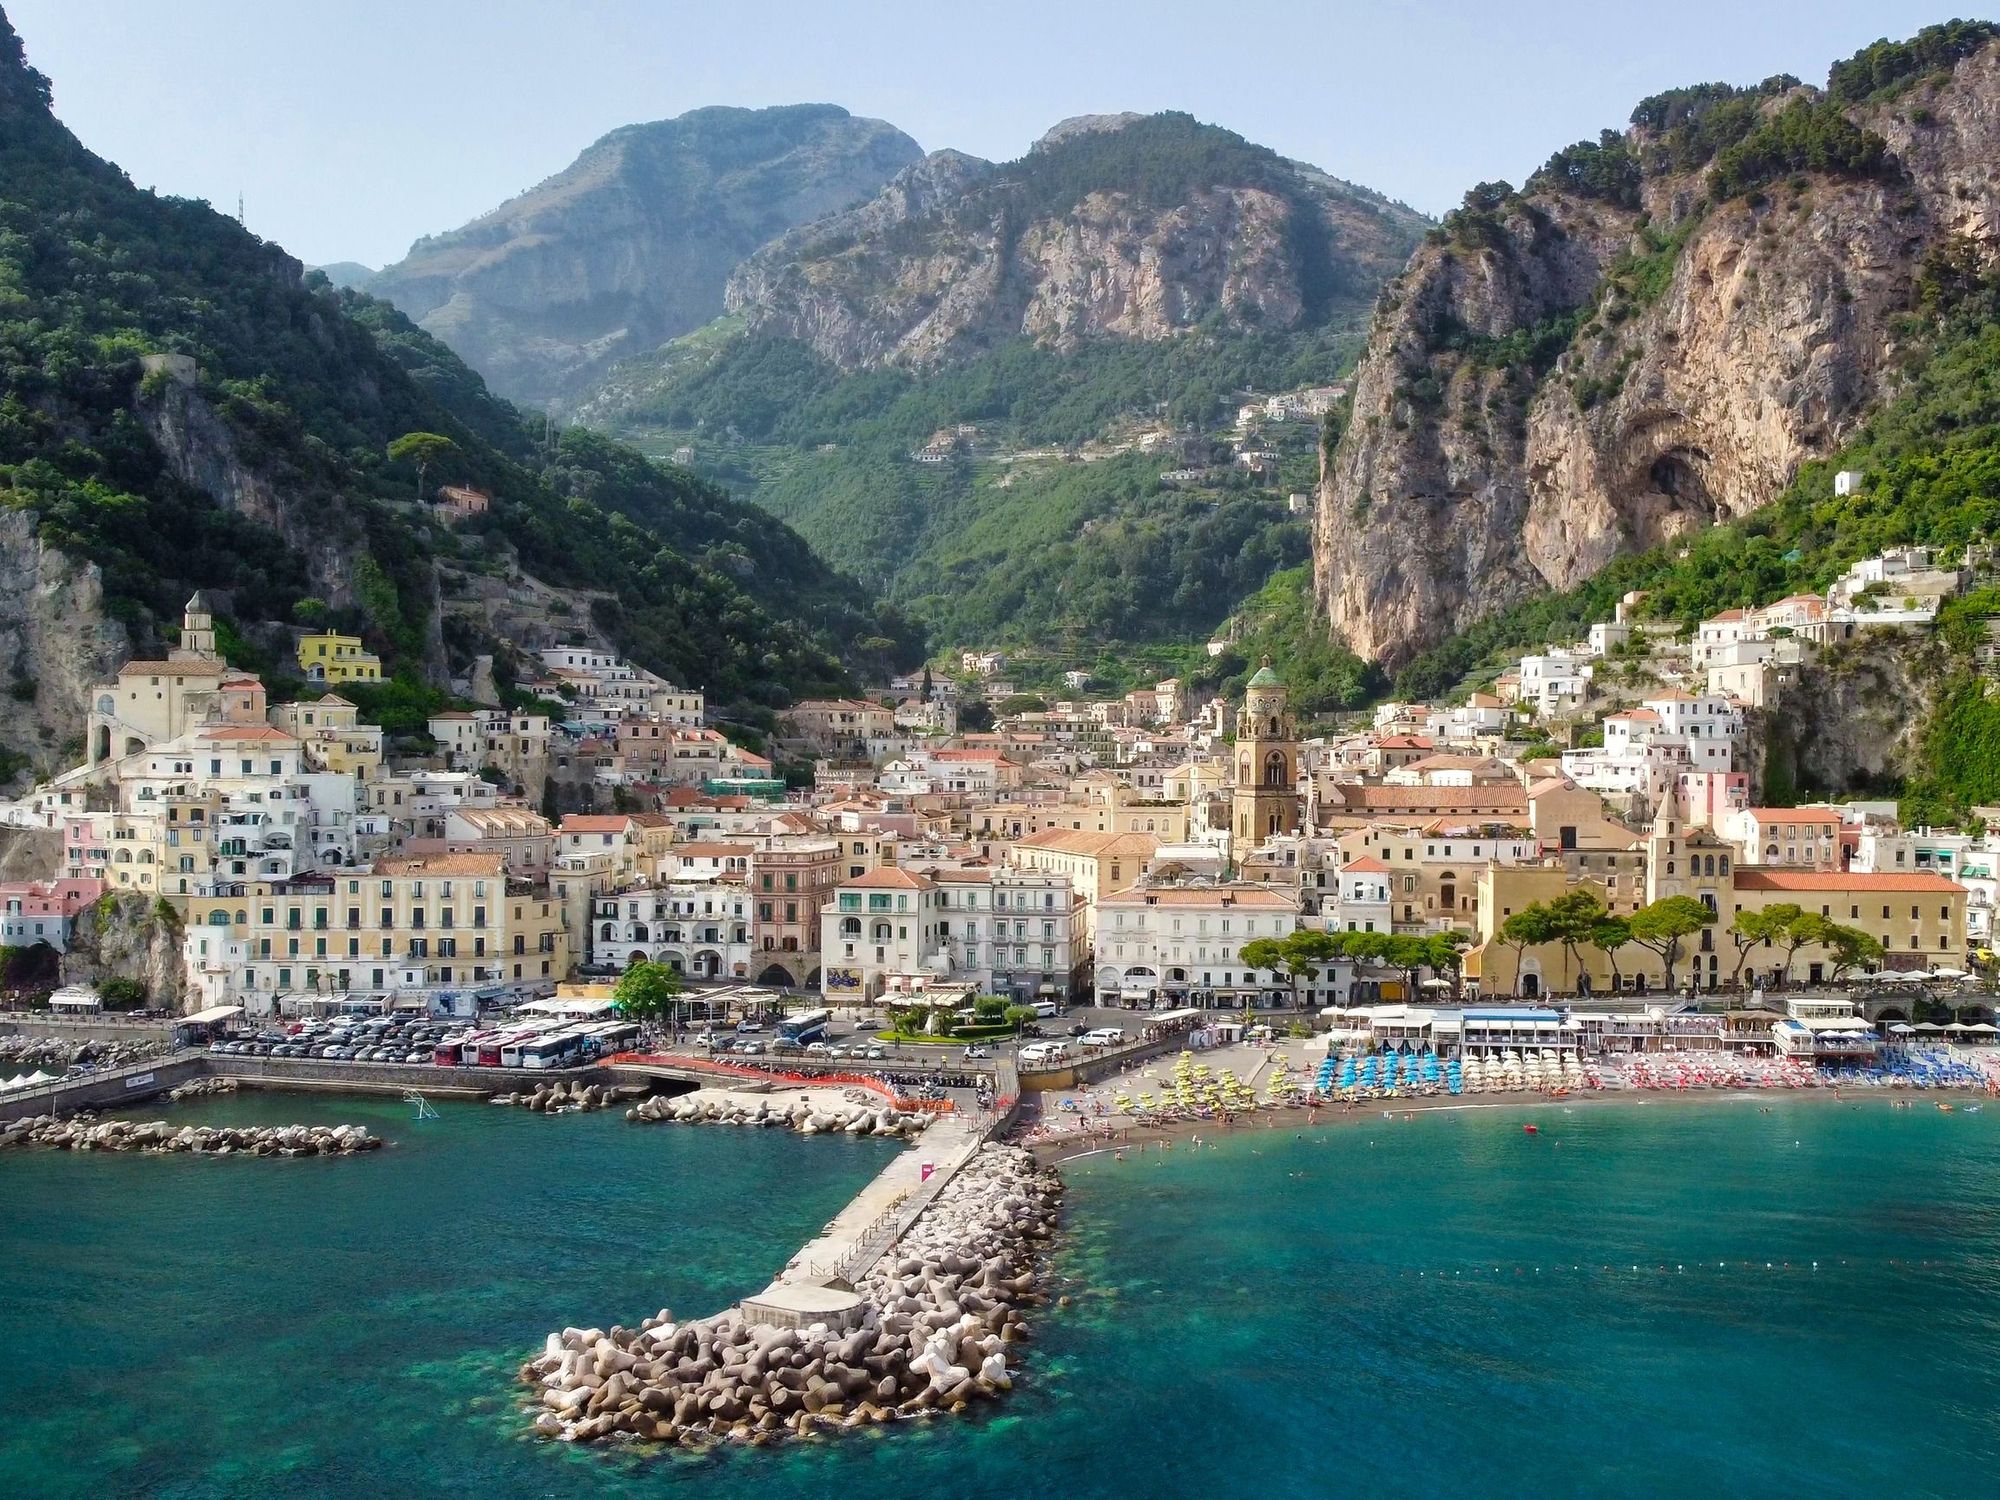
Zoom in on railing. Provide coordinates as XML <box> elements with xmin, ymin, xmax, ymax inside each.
<box><xmin>608</xmin><ymin>1052</ymin><xmax>957</xmax><ymax>1113</ymax></box>
<box><xmin>0</xmin><ymin>1047</ymin><xmax>201</xmax><ymax>1110</ymax></box>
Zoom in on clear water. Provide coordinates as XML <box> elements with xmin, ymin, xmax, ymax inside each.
<box><xmin>4</xmin><ymin>1094</ymin><xmax>1998</xmax><ymax>1499</ymax></box>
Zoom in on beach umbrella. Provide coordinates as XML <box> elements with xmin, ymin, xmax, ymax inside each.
<box><xmin>1914</xmin><ymin>1022</ymin><xmax>1945</xmax><ymax>1032</ymax></box>
<box><xmin>1888</xmin><ymin>1023</ymin><xmax>1914</xmax><ymax>1034</ymax></box>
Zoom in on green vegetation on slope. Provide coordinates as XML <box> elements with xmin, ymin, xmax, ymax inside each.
<box><xmin>0</xmin><ymin>12</ymin><xmax>918</xmax><ymax>721</ymax></box>
<box><xmin>601</xmin><ymin>321</ymin><xmax>1362</xmax><ymax>649</ymax></box>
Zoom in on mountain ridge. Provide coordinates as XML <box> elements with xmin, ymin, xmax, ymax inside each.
<box><xmin>1314</xmin><ymin>21</ymin><xmax>2000</xmax><ymax>671</ymax></box>
<box><xmin>368</xmin><ymin>103</ymin><xmax>923</xmax><ymax>403</ymax></box>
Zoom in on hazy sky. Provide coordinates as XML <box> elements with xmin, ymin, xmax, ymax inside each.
<box><xmin>7</xmin><ymin>0</ymin><xmax>1957</xmax><ymax>269</ymax></box>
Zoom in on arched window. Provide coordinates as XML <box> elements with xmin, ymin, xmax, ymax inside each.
<box><xmin>840</xmin><ymin>917</ymin><xmax>860</xmax><ymax>937</ymax></box>
<box><xmin>1263</xmin><ymin>751</ymin><xmax>1286</xmax><ymax>787</ymax></box>
<box><xmin>600</xmin><ymin>923</ymin><xmax>614</xmax><ymax>941</ymax></box>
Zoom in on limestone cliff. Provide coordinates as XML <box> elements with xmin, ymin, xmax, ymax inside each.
<box><xmin>61</xmin><ymin>893</ymin><xmax>185</xmax><ymax>1008</ymax></box>
<box><xmin>1315</xmin><ymin>40</ymin><xmax>2000</xmax><ymax>671</ymax></box>
<box><xmin>721</xmin><ymin>112</ymin><xmax>1431</xmax><ymax>370</ymax></box>
<box><xmin>369</xmin><ymin>105</ymin><xmax>922</xmax><ymax>402</ymax></box>
<box><xmin>0</xmin><ymin>509</ymin><xmax>128</xmax><ymax>779</ymax></box>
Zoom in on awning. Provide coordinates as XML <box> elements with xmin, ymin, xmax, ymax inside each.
<box><xmin>179</xmin><ymin>1005</ymin><xmax>243</xmax><ymax>1027</ymax></box>
<box><xmin>1037</xmin><ymin>983</ymin><xmax>1058</xmax><ymax>995</ymax></box>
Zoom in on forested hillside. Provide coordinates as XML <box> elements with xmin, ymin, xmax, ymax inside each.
<box><xmin>0</xmin><ymin>8</ymin><xmax>918</xmax><ymax>774</ymax></box>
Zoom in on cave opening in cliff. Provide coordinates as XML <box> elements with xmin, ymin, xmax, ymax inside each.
<box><xmin>1649</xmin><ymin>449</ymin><xmax>1718</xmax><ymax>521</ymax></box>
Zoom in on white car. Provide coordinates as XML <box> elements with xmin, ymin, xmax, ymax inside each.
<box><xmin>1083</xmin><ymin>1028</ymin><xmax>1125</xmax><ymax>1047</ymax></box>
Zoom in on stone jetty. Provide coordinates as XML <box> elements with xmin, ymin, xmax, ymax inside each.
<box><xmin>0</xmin><ymin>1115</ymin><xmax>382</xmax><ymax>1156</ymax></box>
<box><xmin>626</xmin><ymin>1087</ymin><xmax>927</xmax><ymax>1139</ymax></box>
<box><xmin>521</xmin><ymin>1143</ymin><xmax>1060</xmax><ymax>1447</ymax></box>
<box><xmin>167</xmin><ymin>1076</ymin><xmax>238</xmax><ymax>1101</ymax></box>
<box><xmin>489</xmin><ymin>1078</ymin><xmax>640</xmax><ymax>1114</ymax></box>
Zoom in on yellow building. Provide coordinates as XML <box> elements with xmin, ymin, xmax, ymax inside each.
<box><xmin>270</xmin><ymin>694</ymin><xmax>384</xmax><ymax>780</ymax></box>
<box><xmin>1008</xmin><ymin>828</ymin><xmax>1158</xmax><ymax>945</ymax></box>
<box><xmin>297</xmin><ymin>632</ymin><xmax>383</xmax><ymax>684</ymax></box>
<box><xmin>1467</xmin><ymin>862</ymin><xmax>1969</xmax><ymax>1000</ymax></box>
<box><xmin>185</xmin><ymin>853</ymin><xmax>568</xmax><ymax>1000</ymax></box>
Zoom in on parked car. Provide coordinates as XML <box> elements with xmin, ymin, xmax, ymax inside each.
<box><xmin>862</xmin><ymin>1045</ymin><xmax>887</xmax><ymax>1061</ymax></box>
<box><xmin>962</xmin><ymin>1045</ymin><xmax>993</xmax><ymax>1060</ymax></box>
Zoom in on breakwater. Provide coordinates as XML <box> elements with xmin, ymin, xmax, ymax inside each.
<box><xmin>626</xmin><ymin>1088</ymin><xmax>930</xmax><ymax>1138</ymax></box>
<box><xmin>520</xmin><ymin>1143</ymin><xmax>1060</xmax><ymax>1447</ymax></box>
<box><xmin>489</xmin><ymin>1078</ymin><xmax>641</xmax><ymax>1114</ymax></box>
<box><xmin>0</xmin><ymin>1115</ymin><xmax>383</xmax><ymax>1155</ymax></box>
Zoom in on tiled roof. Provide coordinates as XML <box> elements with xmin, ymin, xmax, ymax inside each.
<box><xmin>1734</xmin><ymin>870</ymin><xmax>1962</xmax><ymax>893</ymax></box>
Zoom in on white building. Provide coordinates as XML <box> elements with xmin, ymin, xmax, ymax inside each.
<box><xmin>819</xmin><ymin>867</ymin><xmax>943</xmax><ymax>1003</ymax></box>
<box><xmin>590</xmin><ymin>881</ymin><xmax>752</xmax><ymax>980</ymax></box>
<box><xmin>932</xmin><ymin>868</ymin><xmax>1084</xmax><ymax>1002</ymax></box>
<box><xmin>1092</xmin><ymin>883</ymin><xmax>1301</xmax><ymax>1008</ymax></box>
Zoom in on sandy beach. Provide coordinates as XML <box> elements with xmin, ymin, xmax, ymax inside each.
<box><xmin>1014</xmin><ymin>1035</ymin><xmax>1995</xmax><ymax>1165</ymax></box>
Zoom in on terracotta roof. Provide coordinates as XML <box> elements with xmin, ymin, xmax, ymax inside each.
<box><xmin>842</xmin><ymin>867</ymin><xmax>934</xmax><ymax>891</ymax></box>
<box><xmin>119</xmin><ymin>659</ymin><xmax>227</xmax><ymax>677</ymax></box>
<box><xmin>1607</xmin><ymin>708</ymin><xmax>1660</xmax><ymax>722</ymax></box>
<box><xmin>1014</xmin><ymin>828</ymin><xmax>1160</xmax><ymax>857</ymax></box>
<box><xmin>372</xmin><ymin>853</ymin><xmax>506</xmax><ymax>877</ymax></box>
<box><xmin>1333</xmin><ymin>786</ymin><xmax>1527</xmax><ymax>812</ymax></box>
<box><xmin>1744</xmin><ymin>807</ymin><xmax>1843</xmax><ymax>823</ymax></box>
<box><xmin>559</xmin><ymin>815</ymin><xmax>635</xmax><ymax>834</ymax></box>
<box><xmin>1341</xmin><ymin>857</ymin><xmax>1391</xmax><ymax>873</ymax></box>
<box><xmin>1734</xmin><ymin>870</ymin><xmax>1962</xmax><ymax>893</ymax></box>
<box><xmin>1100</xmin><ymin>884</ymin><xmax>1297</xmax><ymax>909</ymax></box>
<box><xmin>199</xmin><ymin>725</ymin><xmax>296</xmax><ymax>743</ymax></box>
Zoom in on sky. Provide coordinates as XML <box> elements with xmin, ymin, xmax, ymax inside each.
<box><xmin>6</xmin><ymin>0</ymin><xmax>1962</xmax><ymax>270</ymax></box>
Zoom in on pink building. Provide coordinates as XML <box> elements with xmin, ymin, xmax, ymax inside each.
<box><xmin>1</xmin><ymin>877</ymin><xmax>107</xmax><ymax>952</ymax></box>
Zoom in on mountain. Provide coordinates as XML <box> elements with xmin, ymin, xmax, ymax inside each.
<box><xmin>309</xmin><ymin>261</ymin><xmax>377</xmax><ymax>290</ymax></box>
<box><xmin>0</xmin><ymin>8</ymin><xmax>919</xmax><ymax>783</ymax></box>
<box><xmin>1314</xmin><ymin>20</ymin><xmax>2000</xmax><ymax>672</ymax></box>
<box><xmin>572</xmin><ymin>112</ymin><xmax>1428</xmax><ymax>657</ymax></box>
<box><xmin>719</xmin><ymin>110</ymin><xmax>1431</xmax><ymax>370</ymax></box>
<box><xmin>368</xmin><ymin>105</ymin><xmax>922</xmax><ymax>403</ymax></box>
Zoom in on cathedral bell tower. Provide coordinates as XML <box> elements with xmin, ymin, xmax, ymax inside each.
<box><xmin>173</xmin><ymin>591</ymin><xmax>218</xmax><ymax>661</ymax></box>
<box><xmin>1232</xmin><ymin>658</ymin><xmax>1298</xmax><ymax>845</ymax></box>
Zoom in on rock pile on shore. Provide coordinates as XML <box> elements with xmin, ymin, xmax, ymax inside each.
<box><xmin>0</xmin><ymin>1116</ymin><xmax>383</xmax><ymax>1155</ymax></box>
<box><xmin>167</xmin><ymin>1077</ymin><xmax>238</xmax><ymax>1101</ymax></box>
<box><xmin>520</xmin><ymin>1143</ymin><xmax>1061</xmax><ymax>1447</ymax></box>
<box><xmin>625</xmin><ymin>1090</ymin><xmax>926</xmax><ymax>1138</ymax></box>
<box><xmin>489</xmin><ymin>1079</ymin><xmax>640</xmax><ymax>1114</ymax></box>
<box><xmin>0</xmin><ymin>1034</ymin><xmax>168</xmax><ymax>1071</ymax></box>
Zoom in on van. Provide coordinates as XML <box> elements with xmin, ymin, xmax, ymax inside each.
<box><xmin>1018</xmin><ymin>1041</ymin><xmax>1074</xmax><ymax>1068</ymax></box>
<box><xmin>1030</xmin><ymin>1001</ymin><xmax>1061</xmax><ymax>1019</ymax></box>
<box><xmin>1083</xmin><ymin>1028</ymin><xmax>1125</xmax><ymax>1047</ymax></box>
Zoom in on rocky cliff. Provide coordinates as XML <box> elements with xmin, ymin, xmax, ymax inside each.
<box><xmin>0</xmin><ymin>510</ymin><xmax>128</xmax><ymax>777</ymax></box>
<box><xmin>61</xmin><ymin>893</ymin><xmax>184</xmax><ymax>1008</ymax></box>
<box><xmin>722</xmin><ymin>112</ymin><xmax>1431</xmax><ymax>370</ymax></box>
<box><xmin>369</xmin><ymin>105</ymin><xmax>922</xmax><ymax>402</ymax></box>
<box><xmin>1315</xmin><ymin>35</ymin><xmax>2000</xmax><ymax>671</ymax></box>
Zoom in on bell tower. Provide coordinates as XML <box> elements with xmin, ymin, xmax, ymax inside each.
<box><xmin>174</xmin><ymin>591</ymin><xmax>217</xmax><ymax>661</ymax></box>
<box><xmin>1232</xmin><ymin>658</ymin><xmax>1298</xmax><ymax>846</ymax></box>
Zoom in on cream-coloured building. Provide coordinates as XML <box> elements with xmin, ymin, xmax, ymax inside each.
<box><xmin>1092</xmin><ymin>883</ymin><xmax>1301</xmax><ymax>1007</ymax></box>
<box><xmin>819</xmin><ymin>867</ymin><xmax>942</xmax><ymax>1002</ymax></box>
<box><xmin>183</xmin><ymin>853</ymin><xmax>568</xmax><ymax>1014</ymax></box>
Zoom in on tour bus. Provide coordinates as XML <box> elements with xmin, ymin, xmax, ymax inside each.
<box><xmin>431</xmin><ymin>1032</ymin><xmax>470</xmax><ymax>1067</ymax></box>
<box><xmin>479</xmin><ymin>1030</ymin><xmax>531</xmax><ymax>1068</ymax></box>
<box><xmin>776</xmin><ymin>1008</ymin><xmax>833</xmax><ymax>1047</ymax></box>
<box><xmin>521</xmin><ymin>1031</ymin><xmax>585</xmax><ymax>1070</ymax></box>
<box><xmin>586</xmin><ymin>1021</ymin><xmax>640</xmax><ymax>1056</ymax></box>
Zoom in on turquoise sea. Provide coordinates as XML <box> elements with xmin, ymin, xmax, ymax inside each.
<box><xmin>4</xmin><ymin>1093</ymin><xmax>1999</xmax><ymax>1499</ymax></box>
